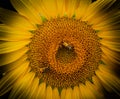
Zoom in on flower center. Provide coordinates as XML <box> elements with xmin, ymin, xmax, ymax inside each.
<box><xmin>28</xmin><ymin>17</ymin><xmax>102</xmax><ymax>88</ymax></box>
<box><xmin>56</xmin><ymin>42</ymin><xmax>76</xmax><ymax>64</ymax></box>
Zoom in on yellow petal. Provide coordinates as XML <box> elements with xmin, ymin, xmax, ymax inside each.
<box><xmin>79</xmin><ymin>83</ymin><xmax>96</xmax><ymax>99</ymax></box>
<box><xmin>0</xmin><ymin>25</ymin><xmax>33</xmax><ymax>41</ymax></box>
<box><xmin>0</xmin><ymin>61</ymin><xmax>29</xmax><ymax>96</ymax></box>
<box><xmin>30</xmin><ymin>0</ymin><xmax>65</xmax><ymax>18</ymax></box>
<box><xmin>28</xmin><ymin>77</ymin><xmax>39</xmax><ymax>99</ymax></box>
<box><xmin>98</xmin><ymin>64</ymin><xmax>113</xmax><ymax>74</ymax></box>
<box><xmin>9</xmin><ymin>71</ymin><xmax>35</xmax><ymax>99</ymax></box>
<box><xmin>0</xmin><ymin>47</ymin><xmax>28</xmax><ymax>66</ymax></box>
<box><xmin>56</xmin><ymin>0</ymin><xmax>65</xmax><ymax>17</ymax></box>
<box><xmin>98</xmin><ymin>30</ymin><xmax>120</xmax><ymax>40</ymax></box>
<box><xmin>64</xmin><ymin>0</ymin><xmax>80</xmax><ymax>17</ymax></box>
<box><xmin>101</xmin><ymin>40</ymin><xmax>120</xmax><ymax>52</ymax></box>
<box><xmin>96</xmin><ymin>69</ymin><xmax>120</xmax><ymax>95</ymax></box>
<box><xmin>0</xmin><ymin>40</ymin><xmax>30</xmax><ymax>54</ymax></box>
<box><xmin>61</xmin><ymin>88</ymin><xmax>66</xmax><ymax>99</ymax></box>
<box><xmin>39</xmin><ymin>0</ymin><xmax>58</xmax><ymax>18</ymax></box>
<box><xmin>98</xmin><ymin>64</ymin><xmax>118</xmax><ymax>78</ymax></box>
<box><xmin>95</xmin><ymin>70</ymin><xmax>110</xmax><ymax>91</ymax></box>
<box><xmin>75</xmin><ymin>0</ymin><xmax>92</xmax><ymax>19</ymax></box>
<box><xmin>92</xmin><ymin>76</ymin><xmax>103</xmax><ymax>92</ymax></box>
<box><xmin>102</xmin><ymin>56</ymin><xmax>115</xmax><ymax>69</ymax></box>
<box><xmin>65</xmin><ymin>87</ymin><xmax>72</xmax><ymax>99</ymax></box>
<box><xmin>46</xmin><ymin>86</ymin><xmax>52</xmax><ymax>99</ymax></box>
<box><xmin>72</xmin><ymin>86</ymin><xmax>80</xmax><ymax>99</ymax></box>
<box><xmin>0</xmin><ymin>53</ymin><xmax>27</xmax><ymax>69</ymax></box>
<box><xmin>52</xmin><ymin>88</ymin><xmax>60</xmax><ymax>99</ymax></box>
<box><xmin>93</xmin><ymin>11</ymin><xmax>120</xmax><ymax>30</ymax></box>
<box><xmin>29</xmin><ymin>0</ymin><xmax>48</xmax><ymax>18</ymax></box>
<box><xmin>36</xmin><ymin>82</ymin><xmax>46</xmax><ymax>99</ymax></box>
<box><xmin>10</xmin><ymin>0</ymin><xmax>42</xmax><ymax>25</ymax></box>
<box><xmin>86</xmin><ymin>81</ymin><xmax>104</xmax><ymax>99</ymax></box>
<box><xmin>0</xmin><ymin>8</ymin><xmax>35</xmax><ymax>29</ymax></box>
<box><xmin>83</xmin><ymin>0</ymin><xmax>116</xmax><ymax>24</ymax></box>
<box><xmin>101</xmin><ymin>47</ymin><xmax>120</xmax><ymax>64</ymax></box>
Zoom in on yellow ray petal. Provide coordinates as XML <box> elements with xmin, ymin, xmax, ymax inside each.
<box><xmin>96</xmin><ymin>69</ymin><xmax>120</xmax><ymax>95</ymax></box>
<box><xmin>0</xmin><ymin>8</ymin><xmax>35</xmax><ymax>29</ymax></box>
<box><xmin>93</xmin><ymin>11</ymin><xmax>120</xmax><ymax>30</ymax></box>
<box><xmin>101</xmin><ymin>40</ymin><xmax>120</xmax><ymax>52</ymax></box>
<box><xmin>0</xmin><ymin>25</ymin><xmax>33</xmax><ymax>41</ymax></box>
<box><xmin>100</xmin><ymin>66</ymin><xmax>120</xmax><ymax>86</ymax></box>
<box><xmin>83</xmin><ymin>0</ymin><xmax>116</xmax><ymax>24</ymax></box>
<box><xmin>92</xmin><ymin>76</ymin><xmax>103</xmax><ymax>92</ymax></box>
<box><xmin>36</xmin><ymin>82</ymin><xmax>46</xmax><ymax>99</ymax></box>
<box><xmin>40</xmin><ymin>0</ymin><xmax>58</xmax><ymax>18</ymax></box>
<box><xmin>56</xmin><ymin>0</ymin><xmax>65</xmax><ymax>17</ymax></box>
<box><xmin>64</xmin><ymin>0</ymin><xmax>80</xmax><ymax>17</ymax></box>
<box><xmin>98</xmin><ymin>64</ymin><xmax>113</xmax><ymax>74</ymax></box>
<box><xmin>0</xmin><ymin>40</ymin><xmax>30</xmax><ymax>54</ymax></box>
<box><xmin>79</xmin><ymin>84</ymin><xmax>86</xmax><ymax>99</ymax></box>
<box><xmin>102</xmin><ymin>57</ymin><xmax>112</xmax><ymax>66</ymax></box>
<box><xmin>79</xmin><ymin>83</ymin><xmax>96</xmax><ymax>99</ymax></box>
<box><xmin>30</xmin><ymin>0</ymin><xmax>61</xmax><ymax>19</ymax></box>
<box><xmin>102</xmin><ymin>53</ymin><xmax>120</xmax><ymax>65</ymax></box>
<box><xmin>0</xmin><ymin>53</ymin><xmax>27</xmax><ymax>69</ymax></box>
<box><xmin>75</xmin><ymin>0</ymin><xmax>92</xmax><ymax>19</ymax></box>
<box><xmin>98</xmin><ymin>30</ymin><xmax>120</xmax><ymax>40</ymax></box>
<box><xmin>65</xmin><ymin>87</ymin><xmax>72</xmax><ymax>99</ymax></box>
<box><xmin>46</xmin><ymin>86</ymin><xmax>53</xmax><ymax>99</ymax></box>
<box><xmin>96</xmin><ymin>70</ymin><xmax>111</xmax><ymax>91</ymax></box>
<box><xmin>102</xmin><ymin>55</ymin><xmax>117</xmax><ymax>70</ymax></box>
<box><xmin>0</xmin><ymin>47</ymin><xmax>28</xmax><ymax>66</ymax></box>
<box><xmin>28</xmin><ymin>77</ymin><xmax>39</xmax><ymax>99</ymax></box>
<box><xmin>101</xmin><ymin>47</ymin><xmax>120</xmax><ymax>64</ymax></box>
<box><xmin>0</xmin><ymin>61</ymin><xmax>29</xmax><ymax>96</ymax></box>
<box><xmin>61</xmin><ymin>88</ymin><xmax>66</xmax><ymax>99</ymax></box>
<box><xmin>86</xmin><ymin>81</ymin><xmax>104</xmax><ymax>99</ymax></box>
<box><xmin>18</xmin><ymin>73</ymin><xmax>36</xmax><ymax>99</ymax></box>
<box><xmin>9</xmin><ymin>71</ymin><xmax>35</xmax><ymax>99</ymax></box>
<box><xmin>72</xmin><ymin>86</ymin><xmax>80</xmax><ymax>99</ymax></box>
<box><xmin>10</xmin><ymin>0</ymin><xmax>42</xmax><ymax>25</ymax></box>
<box><xmin>29</xmin><ymin>0</ymin><xmax>48</xmax><ymax>18</ymax></box>
<box><xmin>52</xmin><ymin>88</ymin><xmax>60</xmax><ymax>99</ymax></box>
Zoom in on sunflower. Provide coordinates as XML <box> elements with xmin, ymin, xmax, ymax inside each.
<box><xmin>0</xmin><ymin>0</ymin><xmax>120</xmax><ymax>99</ymax></box>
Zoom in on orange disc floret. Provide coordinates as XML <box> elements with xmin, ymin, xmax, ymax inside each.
<box><xmin>28</xmin><ymin>17</ymin><xmax>102</xmax><ymax>88</ymax></box>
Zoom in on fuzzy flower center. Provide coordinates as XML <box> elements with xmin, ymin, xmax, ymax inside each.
<box><xmin>56</xmin><ymin>42</ymin><xmax>76</xmax><ymax>64</ymax></box>
<box><xmin>28</xmin><ymin>17</ymin><xmax>102</xmax><ymax>88</ymax></box>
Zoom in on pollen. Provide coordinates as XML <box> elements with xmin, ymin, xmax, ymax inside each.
<box><xmin>28</xmin><ymin>17</ymin><xmax>102</xmax><ymax>88</ymax></box>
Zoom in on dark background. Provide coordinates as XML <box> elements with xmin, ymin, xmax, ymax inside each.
<box><xmin>0</xmin><ymin>0</ymin><xmax>120</xmax><ymax>99</ymax></box>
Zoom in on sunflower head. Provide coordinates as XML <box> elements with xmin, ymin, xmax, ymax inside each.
<box><xmin>28</xmin><ymin>17</ymin><xmax>102</xmax><ymax>88</ymax></box>
<box><xmin>0</xmin><ymin>0</ymin><xmax>120</xmax><ymax>99</ymax></box>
